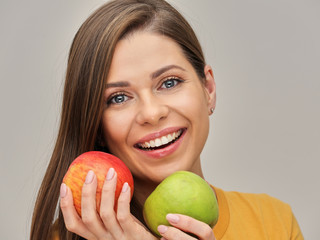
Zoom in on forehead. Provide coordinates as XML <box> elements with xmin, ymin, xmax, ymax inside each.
<box><xmin>107</xmin><ymin>32</ymin><xmax>191</xmax><ymax>82</ymax></box>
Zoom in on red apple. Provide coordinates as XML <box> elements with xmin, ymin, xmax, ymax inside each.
<box><xmin>63</xmin><ymin>151</ymin><xmax>134</xmax><ymax>217</ymax></box>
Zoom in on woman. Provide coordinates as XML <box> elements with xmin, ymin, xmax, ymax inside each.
<box><xmin>30</xmin><ymin>0</ymin><xmax>304</xmax><ymax>239</ymax></box>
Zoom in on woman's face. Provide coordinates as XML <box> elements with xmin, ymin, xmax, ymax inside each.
<box><xmin>102</xmin><ymin>31</ymin><xmax>215</xmax><ymax>183</ymax></box>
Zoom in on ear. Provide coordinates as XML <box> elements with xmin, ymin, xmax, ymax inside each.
<box><xmin>203</xmin><ymin>65</ymin><xmax>216</xmax><ymax>114</ymax></box>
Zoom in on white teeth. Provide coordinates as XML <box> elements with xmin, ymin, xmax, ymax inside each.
<box><xmin>139</xmin><ymin>129</ymin><xmax>182</xmax><ymax>149</ymax></box>
<box><xmin>161</xmin><ymin>136</ymin><xmax>169</xmax><ymax>145</ymax></box>
<box><xmin>155</xmin><ymin>139</ymin><xmax>161</xmax><ymax>147</ymax></box>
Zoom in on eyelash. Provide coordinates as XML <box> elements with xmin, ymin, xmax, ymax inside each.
<box><xmin>106</xmin><ymin>77</ymin><xmax>184</xmax><ymax>106</ymax></box>
<box><xmin>107</xmin><ymin>92</ymin><xmax>129</xmax><ymax>105</ymax></box>
<box><xmin>159</xmin><ymin>77</ymin><xmax>184</xmax><ymax>90</ymax></box>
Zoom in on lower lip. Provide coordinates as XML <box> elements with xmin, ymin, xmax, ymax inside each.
<box><xmin>135</xmin><ymin>129</ymin><xmax>186</xmax><ymax>159</ymax></box>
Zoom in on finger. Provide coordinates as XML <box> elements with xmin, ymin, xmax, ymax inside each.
<box><xmin>165</xmin><ymin>214</ymin><xmax>216</xmax><ymax>240</ymax></box>
<box><xmin>100</xmin><ymin>168</ymin><xmax>123</xmax><ymax>236</ymax></box>
<box><xmin>116</xmin><ymin>185</ymin><xmax>157</xmax><ymax>239</ymax></box>
<box><xmin>157</xmin><ymin>225</ymin><xmax>196</xmax><ymax>240</ymax></box>
<box><xmin>81</xmin><ymin>170</ymin><xmax>108</xmax><ymax>238</ymax></box>
<box><xmin>116</xmin><ymin>182</ymin><xmax>132</xmax><ymax>231</ymax></box>
<box><xmin>59</xmin><ymin>183</ymin><xmax>96</xmax><ymax>240</ymax></box>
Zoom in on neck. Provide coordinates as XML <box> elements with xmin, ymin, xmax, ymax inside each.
<box><xmin>132</xmin><ymin>177</ymin><xmax>159</xmax><ymax>207</ymax></box>
<box><xmin>129</xmin><ymin>177</ymin><xmax>159</xmax><ymax>224</ymax></box>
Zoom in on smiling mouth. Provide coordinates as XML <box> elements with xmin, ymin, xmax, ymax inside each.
<box><xmin>135</xmin><ymin>129</ymin><xmax>185</xmax><ymax>151</ymax></box>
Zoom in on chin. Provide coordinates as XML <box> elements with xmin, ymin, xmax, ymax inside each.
<box><xmin>147</xmin><ymin>162</ymin><xmax>193</xmax><ymax>183</ymax></box>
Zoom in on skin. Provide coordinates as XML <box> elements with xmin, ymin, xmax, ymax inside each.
<box><xmin>60</xmin><ymin>31</ymin><xmax>216</xmax><ymax>240</ymax></box>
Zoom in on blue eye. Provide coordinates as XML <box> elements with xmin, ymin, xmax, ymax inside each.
<box><xmin>108</xmin><ymin>93</ymin><xmax>128</xmax><ymax>105</ymax></box>
<box><xmin>161</xmin><ymin>78</ymin><xmax>182</xmax><ymax>89</ymax></box>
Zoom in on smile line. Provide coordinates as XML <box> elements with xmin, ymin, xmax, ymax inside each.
<box><xmin>135</xmin><ymin>129</ymin><xmax>184</xmax><ymax>150</ymax></box>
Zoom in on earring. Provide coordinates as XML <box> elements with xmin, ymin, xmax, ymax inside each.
<box><xmin>210</xmin><ymin>108</ymin><xmax>214</xmax><ymax>114</ymax></box>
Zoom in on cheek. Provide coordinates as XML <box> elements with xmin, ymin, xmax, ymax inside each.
<box><xmin>173</xmin><ymin>86</ymin><xmax>209</xmax><ymax>118</ymax></box>
<box><xmin>101</xmin><ymin>110</ymin><xmax>132</xmax><ymax>149</ymax></box>
<box><xmin>177</xmin><ymin>86</ymin><xmax>210</xmax><ymax>139</ymax></box>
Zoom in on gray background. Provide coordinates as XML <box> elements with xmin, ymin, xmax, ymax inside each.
<box><xmin>1</xmin><ymin>0</ymin><xmax>319</xmax><ymax>239</ymax></box>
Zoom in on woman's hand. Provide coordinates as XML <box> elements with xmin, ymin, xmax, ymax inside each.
<box><xmin>157</xmin><ymin>214</ymin><xmax>216</xmax><ymax>240</ymax></box>
<box><xmin>60</xmin><ymin>169</ymin><xmax>157</xmax><ymax>240</ymax></box>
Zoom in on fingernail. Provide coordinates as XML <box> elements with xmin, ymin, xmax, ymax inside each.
<box><xmin>106</xmin><ymin>168</ymin><xmax>115</xmax><ymax>181</ymax></box>
<box><xmin>166</xmin><ymin>214</ymin><xmax>179</xmax><ymax>224</ymax></box>
<box><xmin>60</xmin><ymin>183</ymin><xmax>67</xmax><ymax>198</ymax></box>
<box><xmin>122</xmin><ymin>182</ymin><xmax>129</xmax><ymax>192</ymax></box>
<box><xmin>157</xmin><ymin>225</ymin><xmax>168</xmax><ymax>234</ymax></box>
<box><xmin>85</xmin><ymin>170</ymin><xmax>94</xmax><ymax>184</ymax></box>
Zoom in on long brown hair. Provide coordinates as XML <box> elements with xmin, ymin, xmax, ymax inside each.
<box><xmin>30</xmin><ymin>0</ymin><xmax>206</xmax><ymax>239</ymax></box>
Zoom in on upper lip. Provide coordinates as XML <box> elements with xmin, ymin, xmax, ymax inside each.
<box><xmin>135</xmin><ymin>127</ymin><xmax>185</xmax><ymax>145</ymax></box>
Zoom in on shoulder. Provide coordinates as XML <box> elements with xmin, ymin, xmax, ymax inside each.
<box><xmin>224</xmin><ymin>189</ymin><xmax>303</xmax><ymax>237</ymax></box>
<box><xmin>225</xmin><ymin>190</ymin><xmax>293</xmax><ymax>219</ymax></box>
<box><xmin>213</xmin><ymin>187</ymin><xmax>304</xmax><ymax>239</ymax></box>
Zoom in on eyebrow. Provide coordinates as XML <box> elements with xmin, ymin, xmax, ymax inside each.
<box><xmin>151</xmin><ymin>64</ymin><xmax>186</xmax><ymax>79</ymax></box>
<box><xmin>106</xmin><ymin>81</ymin><xmax>130</xmax><ymax>88</ymax></box>
<box><xmin>106</xmin><ymin>65</ymin><xmax>186</xmax><ymax>88</ymax></box>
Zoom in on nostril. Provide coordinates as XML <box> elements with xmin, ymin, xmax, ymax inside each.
<box><xmin>136</xmin><ymin>103</ymin><xmax>169</xmax><ymax>126</ymax></box>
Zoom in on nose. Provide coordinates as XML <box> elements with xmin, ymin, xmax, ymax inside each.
<box><xmin>135</xmin><ymin>93</ymin><xmax>169</xmax><ymax>126</ymax></box>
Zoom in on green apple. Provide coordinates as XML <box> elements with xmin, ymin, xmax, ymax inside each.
<box><xmin>143</xmin><ymin>171</ymin><xmax>219</xmax><ymax>237</ymax></box>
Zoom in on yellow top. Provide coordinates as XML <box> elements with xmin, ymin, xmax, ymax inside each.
<box><xmin>212</xmin><ymin>187</ymin><xmax>304</xmax><ymax>240</ymax></box>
